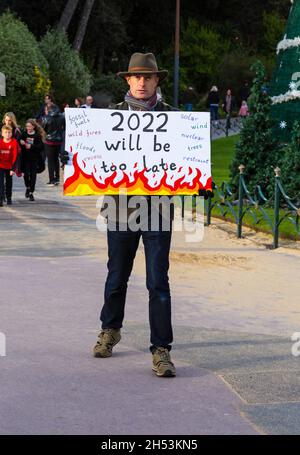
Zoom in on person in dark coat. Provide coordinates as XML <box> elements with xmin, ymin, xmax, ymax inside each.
<box><xmin>182</xmin><ymin>86</ymin><xmax>198</xmax><ymax>111</ymax></box>
<box><xmin>35</xmin><ymin>94</ymin><xmax>58</xmax><ymax>122</ymax></box>
<box><xmin>207</xmin><ymin>86</ymin><xmax>220</xmax><ymax>124</ymax></box>
<box><xmin>41</xmin><ymin>105</ymin><xmax>64</xmax><ymax>185</ymax></box>
<box><xmin>222</xmin><ymin>89</ymin><xmax>236</xmax><ymax>134</ymax></box>
<box><xmin>239</xmin><ymin>81</ymin><xmax>251</xmax><ymax>103</ymax></box>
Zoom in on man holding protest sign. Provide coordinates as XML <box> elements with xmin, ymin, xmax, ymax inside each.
<box><xmin>93</xmin><ymin>53</ymin><xmax>177</xmax><ymax>377</ymax></box>
<box><xmin>62</xmin><ymin>52</ymin><xmax>213</xmax><ymax>377</ymax></box>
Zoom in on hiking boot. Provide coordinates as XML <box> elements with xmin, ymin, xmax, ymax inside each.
<box><xmin>93</xmin><ymin>328</ymin><xmax>121</xmax><ymax>358</ymax></box>
<box><xmin>152</xmin><ymin>347</ymin><xmax>176</xmax><ymax>377</ymax></box>
<box><xmin>29</xmin><ymin>193</ymin><xmax>35</xmax><ymax>201</ymax></box>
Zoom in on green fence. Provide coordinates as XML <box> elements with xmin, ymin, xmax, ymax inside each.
<box><xmin>204</xmin><ymin>166</ymin><xmax>300</xmax><ymax>249</ymax></box>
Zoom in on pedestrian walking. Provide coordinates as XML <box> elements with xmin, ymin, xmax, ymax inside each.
<box><xmin>239</xmin><ymin>100</ymin><xmax>249</xmax><ymax>119</ymax></box>
<box><xmin>1</xmin><ymin>112</ymin><xmax>22</xmax><ymax>200</ymax></box>
<box><xmin>0</xmin><ymin>125</ymin><xmax>19</xmax><ymax>206</ymax></box>
<box><xmin>62</xmin><ymin>52</ymin><xmax>177</xmax><ymax>377</ymax></box>
<box><xmin>182</xmin><ymin>86</ymin><xmax>198</xmax><ymax>111</ymax></box>
<box><xmin>42</xmin><ymin>105</ymin><xmax>64</xmax><ymax>186</ymax></box>
<box><xmin>35</xmin><ymin>94</ymin><xmax>57</xmax><ymax>122</ymax></box>
<box><xmin>222</xmin><ymin>89</ymin><xmax>236</xmax><ymax>136</ymax></box>
<box><xmin>20</xmin><ymin>119</ymin><xmax>45</xmax><ymax>201</ymax></box>
<box><xmin>239</xmin><ymin>81</ymin><xmax>250</xmax><ymax>103</ymax></box>
<box><xmin>207</xmin><ymin>86</ymin><xmax>220</xmax><ymax>125</ymax></box>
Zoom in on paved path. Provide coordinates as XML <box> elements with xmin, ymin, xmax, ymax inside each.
<box><xmin>0</xmin><ymin>170</ymin><xmax>299</xmax><ymax>435</ymax></box>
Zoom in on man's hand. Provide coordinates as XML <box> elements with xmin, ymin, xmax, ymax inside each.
<box><xmin>60</xmin><ymin>150</ymin><xmax>72</xmax><ymax>165</ymax></box>
<box><xmin>198</xmin><ymin>188</ymin><xmax>214</xmax><ymax>199</ymax></box>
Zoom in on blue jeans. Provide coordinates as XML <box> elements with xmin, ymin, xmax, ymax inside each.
<box><xmin>210</xmin><ymin>105</ymin><xmax>219</xmax><ymax>121</ymax></box>
<box><xmin>100</xmin><ymin>222</ymin><xmax>173</xmax><ymax>352</ymax></box>
<box><xmin>184</xmin><ymin>103</ymin><xmax>193</xmax><ymax>111</ymax></box>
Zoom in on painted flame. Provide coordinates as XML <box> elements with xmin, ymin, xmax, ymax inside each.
<box><xmin>64</xmin><ymin>152</ymin><xmax>212</xmax><ymax>196</ymax></box>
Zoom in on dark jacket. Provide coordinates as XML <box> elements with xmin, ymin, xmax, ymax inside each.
<box><xmin>239</xmin><ymin>85</ymin><xmax>250</xmax><ymax>102</ymax></box>
<box><xmin>222</xmin><ymin>95</ymin><xmax>236</xmax><ymax>114</ymax></box>
<box><xmin>36</xmin><ymin>103</ymin><xmax>60</xmax><ymax>122</ymax></box>
<box><xmin>207</xmin><ymin>91</ymin><xmax>220</xmax><ymax>106</ymax></box>
<box><xmin>20</xmin><ymin>131</ymin><xmax>44</xmax><ymax>162</ymax></box>
<box><xmin>41</xmin><ymin>108</ymin><xmax>64</xmax><ymax>144</ymax></box>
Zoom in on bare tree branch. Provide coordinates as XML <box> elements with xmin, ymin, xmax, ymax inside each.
<box><xmin>73</xmin><ymin>0</ymin><xmax>95</xmax><ymax>51</ymax></box>
<box><xmin>57</xmin><ymin>0</ymin><xmax>80</xmax><ymax>32</ymax></box>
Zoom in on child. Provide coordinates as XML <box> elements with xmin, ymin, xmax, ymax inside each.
<box><xmin>20</xmin><ymin>119</ymin><xmax>45</xmax><ymax>201</ymax></box>
<box><xmin>1</xmin><ymin>112</ymin><xmax>22</xmax><ymax>199</ymax></box>
<box><xmin>239</xmin><ymin>100</ymin><xmax>249</xmax><ymax>118</ymax></box>
<box><xmin>0</xmin><ymin>125</ymin><xmax>19</xmax><ymax>206</ymax></box>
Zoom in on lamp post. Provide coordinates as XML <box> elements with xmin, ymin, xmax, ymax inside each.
<box><xmin>173</xmin><ymin>0</ymin><xmax>180</xmax><ymax>108</ymax></box>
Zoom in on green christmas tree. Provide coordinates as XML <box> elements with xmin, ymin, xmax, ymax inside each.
<box><xmin>230</xmin><ymin>61</ymin><xmax>279</xmax><ymax>192</ymax></box>
<box><xmin>270</xmin><ymin>0</ymin><xmax>300</xmax><ymax>142</ymax></box>
<box><xmin>281</xmin><ymin>121</ymin><xmax>300</xmax><ymax>198</ymax></box>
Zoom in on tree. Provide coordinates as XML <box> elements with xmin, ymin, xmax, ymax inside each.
<box><xmin>40</xmin><ymin>29</ymin><xmax>92</xmax><ymax>105</ymax></box>
<box><xmin>230</xmin><ymin>61</ymin><xmax>279</xmax><ymax>191</ymax></box>
<box><xmin>73</xmin><ymin>0</ymin><xmax>95</xmax><ymax>51</ymax></box>
<box><xmin>0</xmin><ymin>11</ymin><xmax>50</xmax><ymax>120</ymax></box>
<box><xmin>57</xmin><ymin>0</ymin><xmax>80</xmax><ymax>32</ymax></box>
<box><xmin>260</xmin><ymin>11</ymin><xmax>286</xmax><ymax>55</ymax></box>
<box><xmin>179</xmin><ymin>19</ymin><xmax>230</xmax><ymax>94</ymax></box>
<box><xmin>270</xmin><ymin>0</ymin><xmax>300</xmax><ymax>141</ymax></box>
<box><xmin>281</xmin><ymin>121</ymin><xmax>300</xmax><ymax>197</ymax></box>
<box><xmin>80</xmin><ymin>0</ymin><xmax>130</xmax><ymax>75</ymax></box>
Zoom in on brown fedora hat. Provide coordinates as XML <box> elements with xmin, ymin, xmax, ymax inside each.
<box><xmin>117</xmin><ymin>53</ymin><xmax>168</xmax><ymax>82</ymax></box>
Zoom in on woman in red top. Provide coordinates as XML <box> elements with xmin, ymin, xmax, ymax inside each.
<box><xmin>0</xmin><ymin>125</ymin><xmax>19</xmax><ymax>206</ymax></box>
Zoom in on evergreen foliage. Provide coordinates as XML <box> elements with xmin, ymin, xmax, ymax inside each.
<box><xmin>270</xmin><ymin>0</ymin><xmax>300</xmax><ymax>141</ymax></box>
<box><xmin>0</xmin><ymin>11</ymin><xmax>50</xmax><ymax>120</ymax></box>
<box><xmin>39</xmin><ymin>29</ymin><xmax>92</xmax><ymax>105</ymax></box>
<box><xmin>230</xmin><ymin>61</ymin><xmax>279</xmax><ymax>191</ymax></box>
<box><xmin>281</xmin><ymin>121</ymin><xmax>300</xmax><ymax>198</ymax></box>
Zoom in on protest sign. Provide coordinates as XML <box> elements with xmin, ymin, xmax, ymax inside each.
<box><xmin>64</xmin><ymin>108</ymin><xmax>211</xmax><ymax>196</ymax></box>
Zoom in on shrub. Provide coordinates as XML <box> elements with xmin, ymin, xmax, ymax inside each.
<box><xmin>39</xmin><ymin>29</ymin><xmax>92</xmax><ymax>106</ymax></box>
<box><xmin>0</xmin><ymin>11</ymin><xmax>50</xmax><ymax>121</ymax></box>
<box><xmin>281</xmin><ymin>121</ymin><xmax>300</xmax><ymax>199</ymax></box>
<box><xmin>230</xmin><ymin>61</ymin><xmax>280</xmax><ymax>192</ymax></box>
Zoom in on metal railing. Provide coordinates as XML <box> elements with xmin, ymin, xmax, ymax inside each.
<box><xmin>204</xmin><ymin>165</ymin><xmax>300</xmax><ymax>249</ymax></box>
